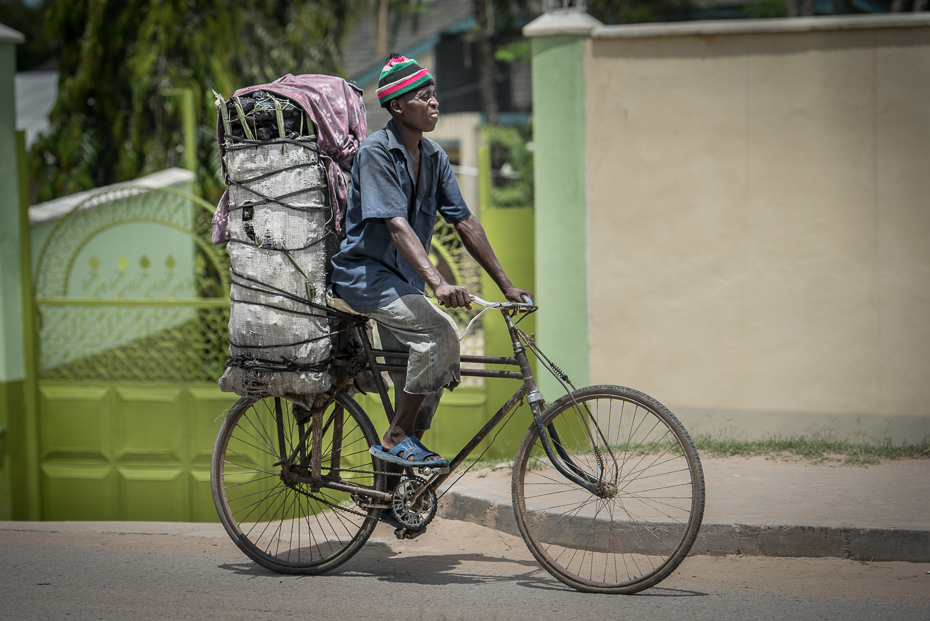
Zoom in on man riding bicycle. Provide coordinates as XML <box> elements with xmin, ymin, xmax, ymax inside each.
<box><xmin>330</xmin><ymin>55</ymin><xmax>532</xmax><ymax>467</ymax></box>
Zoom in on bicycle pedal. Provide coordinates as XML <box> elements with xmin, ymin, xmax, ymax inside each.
<box><xmin>394</xmin><ymin>527</ymin><xmax>426</xmax><ymax>540</ymax></box>
<box><xmin>417</xmin><ymin>464</ymin><xmax>449</xmax><ymax>476</ymax></box>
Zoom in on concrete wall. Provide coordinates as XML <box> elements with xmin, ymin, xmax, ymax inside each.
<box><xmin>0</xmin><ymin>24</ymin><xmax>28</xmax><ymax>520</ymax></box>
<box><xmin>581</xmin><ymin>15</ymin><xmax>930</xmax><ymax>442</ymax></box>
<box><xmin>529</xmin><ymin>27</ymin><xmax>594</xmax><ymax>400</ymax></box>
<box><xmin>0</xmin><ymin>27</ymin><xmax>25</xmax><ymax>389</ymax></box>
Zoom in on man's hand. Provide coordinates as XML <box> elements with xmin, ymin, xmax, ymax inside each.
<box><xmin>454</xmin><ymin>216</ymin><xmax>533</xmax><ymax>306</ymax></box>
<box><xmin>503</xmin><ymin>286</ymin><xmax>534</xmax><ymax>305</ymax></box>
<box><xmin>435</xmin><ymin>283</ymin><xmax>472</xmax><ymax>309</ymax></box>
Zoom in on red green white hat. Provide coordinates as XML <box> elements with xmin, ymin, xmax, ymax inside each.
<box><xmin>377</xmin><ymin>55</ymin><xmax>434</xmax><ymax>108</ymax></box>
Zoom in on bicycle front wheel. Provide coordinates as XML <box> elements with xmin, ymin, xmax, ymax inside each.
<box><xmin>512</xmin><ymin>385</ymin><xmax>704</xmax><ymax>594</ymax></box>
<box><xmin>211</xmin><ymin>392</ymin><xmax>383</xmax><ymax>574</ymax></box>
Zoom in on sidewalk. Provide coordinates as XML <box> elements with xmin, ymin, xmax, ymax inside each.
<box><xmin>437</xmin><ymin>455</ymin><xmax>930</xmax><ymax>562</ymax></box>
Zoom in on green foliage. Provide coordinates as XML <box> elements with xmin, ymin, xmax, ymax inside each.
<box><xmin>693</xmin><ymin>432</ymin><xmax>930</xmax><ymax>466</ymax></box>
<box><xmin>743</xmin><ymin>0</ymin><xmax>788</xmax><ymax>18</ymax></box>
<box><xmin>28</xmin><ymin>0</ymin><xmax>356</xmax><ymax>205</ymax></box>
<box><xmin>586</xmin><ymin>0</ymin><xmax>693</xmax><ymax>24</ymax></box>
<box><xmin>482</xmin><ymin>122</ymin><xmax>534</xmax><ymax>209</ymax></box>
<box><xmin>494</xmin><ymin>42</ymin><xmax>531</xmax><ymax>65</ymax></box>
<box><xmin>1</xmin><ymin>0</ymin><xmax>55</xmax><ymax>71</ymax></box>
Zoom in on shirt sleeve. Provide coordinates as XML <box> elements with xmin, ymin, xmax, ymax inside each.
<box><xmin>357</xmin><ymin>143</ymin><xmax>409</xmax><ymax>221</ymax></box>
<box><xmin>436</xmin><ymin>150</ymin><xmax>472</xmax><ymax>225</ymax></box>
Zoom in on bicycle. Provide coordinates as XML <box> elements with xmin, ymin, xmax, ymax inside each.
<box><xmin>210</xmin><ymin>296</ymin><xmax>705</xmax><ymax>594</ymax></box>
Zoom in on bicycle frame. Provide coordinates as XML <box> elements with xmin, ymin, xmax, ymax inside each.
<box><xmin>278</xmin><ymin>299</ymin><xmax>614</xmax><ymax>504</ymax></box>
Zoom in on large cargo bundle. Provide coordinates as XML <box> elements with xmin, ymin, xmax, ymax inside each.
<box><xmin>217</xmin><ymin>91</ymin><xmax>337</xmax><ymax>400</ymax></box>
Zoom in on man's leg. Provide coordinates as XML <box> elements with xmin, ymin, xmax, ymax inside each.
<box><xmin>369</xmin><ymin>294</ymin><xmax>460</xmax><ymax>460</ymax></box>
<box><xmin>382</xmin><ymin>392</ymin><xmax>428</xmax><ymax>452</ymax></box>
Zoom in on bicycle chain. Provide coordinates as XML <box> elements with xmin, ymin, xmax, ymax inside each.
<box><xmin>283</xmin><ymin>465</ymin><xmax>402</xmax><ymax>523</ymax></box>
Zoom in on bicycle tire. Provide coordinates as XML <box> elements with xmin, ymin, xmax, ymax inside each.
<box><xmin>211</xmin><ymin>392</ymin><xmax>384</xmax><ymax>574</ymax></box>
<box><xmin>512</xmin><ymin>385</ymin><xmax>704</xmax><ymax>594</ymax></box>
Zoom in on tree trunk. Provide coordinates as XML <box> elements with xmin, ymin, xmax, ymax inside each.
<box><xmin>784</xmin><ymin>0</ymin><xmax>798</xmax><ymax>17</ymax></box>
<box><xmin>473</xmin><ymin>0</ymin><xmax>499</xmax><ymax>125</ymax></box>
<box><xmin>801</xmin><ymin>0</ymin><xmax>815</xmax><ymax>15</ymax></box>
<box><xmin>377</xmin><ymin>0</ymin><xmax>389</xmax><ymax>57</ymax></box>
<box><xmin>832</xmin><ymin>0</ymin><xmax>851</xmax><ymax>14</ymax></box>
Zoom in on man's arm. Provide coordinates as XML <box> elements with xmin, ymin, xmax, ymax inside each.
<box><xmin>454</xmin><ymin>215</ymin><xmax>533</xmax><ymax>304</ymax></box>
<box><xmin>385</xmin><ymin>217</ymin><xmax>473</xmax><ymax>309</ymax></box>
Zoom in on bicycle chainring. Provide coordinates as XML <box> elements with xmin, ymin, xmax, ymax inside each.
<box><xmin>391</xmin><ymin>476</ymin><xmax>437</xmax><ymax>531</ymax></box>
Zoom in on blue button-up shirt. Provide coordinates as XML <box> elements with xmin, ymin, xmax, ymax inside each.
<box><xmin>331</xmin><ymin>120</ymin><xmax>472</xmax><ymax>313</ymax></box>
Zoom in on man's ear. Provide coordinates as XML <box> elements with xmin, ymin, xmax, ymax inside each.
<box><xmin>391</xmin><ymin>99</ymin><xmax>402</xmax><ymax>114</ymax></box>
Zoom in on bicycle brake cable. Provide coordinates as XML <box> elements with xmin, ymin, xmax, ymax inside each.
<box><xmin>436</xmin><ymin>402</ymin><xmax>522</xmax><ymax>501</ymax></box>
<box><xmin>517</xmin><ymin>329</ymin><xmax>619</xmax><ymax>486</ymax></box>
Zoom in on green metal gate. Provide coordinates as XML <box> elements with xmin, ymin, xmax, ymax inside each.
<box><xmin>33</xmin><ymin>187</ymin><xmax>236</xmax><ymax>522</ymax></box>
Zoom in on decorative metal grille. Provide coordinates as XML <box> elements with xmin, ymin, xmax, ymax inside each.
<box><xmin>35</xmin><ymin>187</ymin><xmax>230</xmax><ymax>382</ymax></box>
<box><xmin>429</xmin><ymin>216</ymin><xmax>483</xmax><ymax>329</ymax></box>
<box><xmin>429</xmin><ymin>217</ymin><xmax>485</xmax><ymax>386</ymax></box>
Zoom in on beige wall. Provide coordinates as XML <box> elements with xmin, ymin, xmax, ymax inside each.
<box><xmin>585</xmin><ymin>17</ymin><xmax>930</xmax><ymax>442</ymax></box>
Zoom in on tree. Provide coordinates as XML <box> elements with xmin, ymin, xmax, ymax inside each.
<box><xmin>0</xmin><ymin>0</ymin><xmax>55</xmax><ymax>71</ymax></box>
<box><xmin>585</xmin><ymin>0</ymin><xmax>693</xmax><ymax>23</ymax></box>
<box><xmin>473</xmin><ymin>0</ymin><xmax>500</xmax><ymax>125</ymax></box>
<box><xmin>29</xmin><ymin>0</ymin><xmax>356</xmax><ymax>204</ymax></box>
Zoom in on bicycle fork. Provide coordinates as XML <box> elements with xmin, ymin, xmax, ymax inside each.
<box><xmin>507</xmin><ymin>313</ymin><xmax>620</xmax><ymax>499</ymax></box>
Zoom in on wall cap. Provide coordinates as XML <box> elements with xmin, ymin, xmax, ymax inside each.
<box><xmin>592</xmin><ymin>14</ymin><xmax>930</xmax><ymax>40</ymax></box>
<box><xmin>524</xmin><ymin>9</ymin><xmax>603</xmax><ymax>38</ymax></box>
<box><xmin>0</xmin><ymin>23</ymin><xmax>26</xmax><ymax>44</ymax></box>
<box><xmin>29</xmin><ymin>168</ymin><xmax>196</xmax><ymax>225</ymax></box>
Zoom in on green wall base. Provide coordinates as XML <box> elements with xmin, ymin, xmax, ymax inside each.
<box><xmin>0</xmin><ymin>379</ymin><xmax>24</xmax><ymax>520</ymax></box>
<box><xmin>36</xmin><ymin>382</ymin><xmax>237</xmax><ymax>522</ymax></box>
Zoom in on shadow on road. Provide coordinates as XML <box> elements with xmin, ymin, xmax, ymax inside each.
<box><xmin>216</xmin><ymin>541</ymin><xmax>708</xmax><ymax>597</ymax></box>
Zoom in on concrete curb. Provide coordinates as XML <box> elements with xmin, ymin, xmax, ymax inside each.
<box><xmin>438</xmin><ymin>489</ymin><xmax>930</xmax><ymax>563</ymax></box>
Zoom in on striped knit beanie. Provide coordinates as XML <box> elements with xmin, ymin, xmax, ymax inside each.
<box><xmin>377</xmin><ymin>55</ymin><xmax>434</xmax><ymax>108</ymax></box>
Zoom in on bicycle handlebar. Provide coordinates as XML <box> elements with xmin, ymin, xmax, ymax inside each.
<box><xmin>469</xmin><ymin>294</ymin><xmax>536</xmax><ymax>310</ymax></box>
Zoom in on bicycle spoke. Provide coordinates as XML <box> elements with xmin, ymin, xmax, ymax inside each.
<box><xmin>212</xmin><ymin>394</ymin><xmax>383</xmax><ymax>575</ymax></box>
<box><xmin>513</xmin><ymin>386</ymin><xmax>704</xmax><ymax>594</ymax></box>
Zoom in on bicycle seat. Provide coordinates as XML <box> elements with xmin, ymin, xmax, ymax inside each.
<box><xmin>325</xmin><ymin>287</ymin><xmax>370</xmax><ymax>317</ymax></box>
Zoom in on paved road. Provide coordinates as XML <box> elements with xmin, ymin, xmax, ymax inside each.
<box><xmin>2</xmin><ymin>518</ymin><xmax>928</xmax><ymax>621</ymax></box>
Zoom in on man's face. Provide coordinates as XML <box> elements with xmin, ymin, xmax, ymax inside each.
<box><xmin>393</xmin><ymin>85</ymin><xmax>439</xmax><ymax>133</ymax></box>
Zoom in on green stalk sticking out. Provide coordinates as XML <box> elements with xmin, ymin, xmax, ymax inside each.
<box><xmin>234</xmin><ymin>96</ymin><xmax>254</xmax><ymax>140</ymax></box>
<box><xmin>274</xmin><ymin>98</ymin><xmax>285</xmax><ymax>139</ymax></box>
<box><xmin>284</xmin><ymin>250</ymin><xmax>315</xmax><ymax>303</ymax></box>
<box><xmin>214</xmin><ymin>90</ymin><xmax>232</xmax><ymax>136</ymax></box>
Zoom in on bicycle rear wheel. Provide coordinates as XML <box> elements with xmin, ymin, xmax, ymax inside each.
<box><xmin>211</xmin><ymin>392</ymin><xmax>383</xmax><ymax>574</ymax></box>
<box><xmin>512</xmin><ymin>385</ymin><xmax>704</xmax><ymax>594</ymax></box>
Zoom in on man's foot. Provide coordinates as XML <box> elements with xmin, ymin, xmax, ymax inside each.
<box><xmin>370</xmin><ymin>437</ymin><xmax>449</xmax><ymax>467</ymax></box>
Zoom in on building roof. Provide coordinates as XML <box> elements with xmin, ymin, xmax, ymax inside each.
<box><xmin>0</xmin><ymin>23</ymin><xmax>25</xmax><ymax>44</ymax></box>
<box><xmin>343</xmin><ymin>0</ymin><xmax>474</xmax><ymax>85</ymax></box>
<box><xmin>29</xmin><ymin>168</ymin><xmax>196</xmax><ymax>225</ymax></box>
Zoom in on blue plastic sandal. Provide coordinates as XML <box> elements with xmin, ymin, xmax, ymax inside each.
<box><xmin>369</xmin><ymin>437</ymin><xmax>450</xmax><ymax>467</ymax></box>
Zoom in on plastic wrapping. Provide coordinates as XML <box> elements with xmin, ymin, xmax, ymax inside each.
<box><xmin>218</xmin><ymin>122</ymin><xmax>337</xmax><ymax>399</ymax></box>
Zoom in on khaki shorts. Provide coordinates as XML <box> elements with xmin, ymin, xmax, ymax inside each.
<box><xmin>369</xmin><ymin>294</ymin><xmax>461</xmax><ymax>432</ymax></box>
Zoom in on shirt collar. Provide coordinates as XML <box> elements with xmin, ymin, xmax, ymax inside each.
<box><xmin>385</xmin><ymin>119</ymin><xmax>440</xmax><ymax>159</ymax></box>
